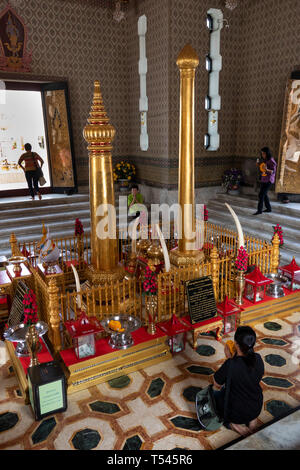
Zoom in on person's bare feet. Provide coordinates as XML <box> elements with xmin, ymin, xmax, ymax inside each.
<box><xmin>248</xmin><ymin>418</ymin><xmax>258</xmax><ymax>433</ymax></box>
<box><xmin>230</xmin><ymin>423</ymin><xmax>251</xmax><ymax>437</ymax></box>
<box><xmin>38</xmin><ymin>192</ymin><xmax>42</xmax><ymax>200</ymax></box>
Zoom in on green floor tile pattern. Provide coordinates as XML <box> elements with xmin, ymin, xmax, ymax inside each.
<box><xmin>0</xmin><ymin>412</ymin><xmax>19</xmax><ymax>432</ymax></box>
<box><xmin>89</xmin><ymin>401</ymin><xmax>121</xmax><ymax>414</ymax></box>
<box><xmin>147</xmin><ymin>378</ymin><xmax>165</xmax><ymax>398</ymax></box>
<box><xmin>264</xmin><ymin>354</ymin><xmax>286</xmax><ymax>367</ymax></box>
<box><xmin>71</xmin><ymin>429</ymin><xmax>101</xmax><ymax>450</ymax></box>
<box><xmin>1</xmin><ymin>310</ymin><xmax>300</xmax><ymax>450</ymax></box>
<box><xmin>32</xmin><ymin>417</ymin><xmax>57</xmax><ymax>445</ymax></box>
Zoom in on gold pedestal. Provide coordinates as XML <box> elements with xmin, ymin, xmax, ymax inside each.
<box><xmin>83</xmin><ymin>80</ymin><xmax>124</xmax><ymax>286</ymax></box>
<box><xmin>235</xmin><ymin>270</ymin><xmax>245</xmax><ymax>305</ymax></box>
<box><xmin>172</xmin><ymin>45</ymin><xmax>203</xmax><ymax>266</ymax></box>
<box><xmin>170</xmin><ymin>249</ymin><xmax>204</xmax><ymax>267</ymax></box>
<box><xmin>85</xmin><ymin>264</ymin><xmax>125</xmax><ymax>286</ymax></box>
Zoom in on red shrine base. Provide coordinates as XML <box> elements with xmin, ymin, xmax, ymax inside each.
<box><xmin>238</xmin><ymin>287</ymin><xmax>300</xmax><ymax>325</ymax></box>
<box><xmin>59</xmin><ymin>326</ymin><xmax>172</xmax><ymax>394</ymax></box>
<box><xmin>5</xmin><ymin>288</ymin><xmax>300</xmax><ymax>400</ymax></box>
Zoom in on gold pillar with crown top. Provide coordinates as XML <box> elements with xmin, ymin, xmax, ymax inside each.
<box><xmin>169</xmin><ymin>44</ymin><xmax>204</xmax><ymax>267</ymax></box>
<box><xmin>83</xmin><ymin>80</ymin><xmax>124</xmax><ymax>285</ymax></box>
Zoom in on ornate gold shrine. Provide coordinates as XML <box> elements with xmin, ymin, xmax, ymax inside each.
<box><xmin>3</xmin><ymin>46</ymin><xmax>298</xmax><ymax>401</ymax></box>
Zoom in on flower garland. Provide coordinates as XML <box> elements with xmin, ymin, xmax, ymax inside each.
<box><xmin>235</xmin><ymin>246</ymin><xmax>248</xmax><ymax>272</ymax></box>
<box><xmin>204</xmin><ymin>205</ymin><xmax>208</xmax><ymax>221</ymax></box>
<box><xmin>272</xmin><ymin>224</ymin><xmax>283</xmax><ymax>246</ymax></box>
<box><xmin>22</xmin><ymin>290</ymin><xmax>38</xmax><ymax>325</ymax></box>
<box><xmin>113</xmin><ymin>161</ymin><xmax>136</xmax><ymax>182</ymax></box>
<box><xmin>142</xmin><ymin>265</ymin><xmax>158</xmax><ymax>296</ymax></box>
<box><xmin>75</xmin><ymin>218</ymin><xmax>84</xmax><ymax>236</ymax></box>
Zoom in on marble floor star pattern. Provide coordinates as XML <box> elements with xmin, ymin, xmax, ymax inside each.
<box><xmin>1</xmin><ymin>311</ymin><xmax>300</xmax><ymax>450</ymax></box>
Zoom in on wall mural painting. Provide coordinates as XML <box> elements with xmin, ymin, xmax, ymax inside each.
<box><xmin>276</xmin><ymin>79</ymin><xmax>300</xmax><ymax>195</ymax></box>
<box><xmin>44</xmin><ymin>89</ymin><xmax>75</xmax><ymax>188</ymax></box>
<box><xmin>0</xmin><ymin>4</ymin><xmax>31</xmax><ymax>72</ymax></box>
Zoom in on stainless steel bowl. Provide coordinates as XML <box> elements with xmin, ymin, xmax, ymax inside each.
<box><xmin>101</xmin><ymin>315</ymin><xmax>142</xmax><ymax>350</ymax></box>
<box><xmin>3</xmin><ymin>321</ymin><xmax>48</xmax><ymax>356</ymax></box>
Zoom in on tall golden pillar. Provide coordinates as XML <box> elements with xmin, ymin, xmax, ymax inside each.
<box><xmin>83</xmin><ymin>80</ymin><xmax>124</xmax><ymax>284</ymax></box>
<box><xmin>170</xmin><ymin>44</ymin><xmax>204</xmax><ymax>267</ymax></box>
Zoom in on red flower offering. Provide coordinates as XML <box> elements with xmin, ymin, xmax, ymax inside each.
<box><xmin>75</xmin><ymin>218</ymin><xmax>84</xmax><ymax>236</ymax></box>
<box><xmin>272</xmin><ymin>224</ymin><xmax>283</xmax><ymax>246</ymax></box>
<box><xmin>22</xmin><ymin>289</ymin><xmax>38</xmax><ymax>325</ymax></box>
<box><xmin>143</xmin><ymin>265</ymin><xmax>158</xmax><ymax>295</ymax></box>
<box><xmin>235</xmin><ymin>246</ymin><xmax>248</xmax><ymax>272</ymax></box>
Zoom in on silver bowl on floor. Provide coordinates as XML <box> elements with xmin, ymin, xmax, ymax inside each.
<box><xmin>101</xmin><ymin>315</ymin><xmax>142</xmax><ymax>350</ymax></box>
<box><xmin>265</xmin><ymin>273</ymin><xmax>287</xmax><ymax>298</ymax></box>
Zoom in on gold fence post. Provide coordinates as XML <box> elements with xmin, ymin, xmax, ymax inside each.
<box><xmin>48</xmin><ymin>277</ymin><xmax>62</xmax><ymax>353</ymax></box>
<box><xmin>9</xmin><ymin>232</ymin><xmax>18</xmax><ymax>256</ymax></box>
<box><xmin>270</xmin><ymin>232</ymin><xmax>280</xmax><ymax>274</ymax></box>
<box><xmin>210</xmin><ymin>246</ymin><xmax>220</xmax><ymax>301</ymax></box>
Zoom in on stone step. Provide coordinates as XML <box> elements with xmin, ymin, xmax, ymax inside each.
<box><xmin>207</xmin><ymin>208</ymin><xmax>299</xmax><ymax>253</ymax></box>
<box><xmin>207</xmin><ymin>200</ymin><xmax>300</xmax><ymax>236</ymax></box>
<box><xmin>214</xmin><ymin>193</ymin><xmax>300</xmax><ymax>218</ymax></box>
<box><xmin>206</xmin><ymin>193</ymin><xmax>300</xmax><ymax>267</ymax></box>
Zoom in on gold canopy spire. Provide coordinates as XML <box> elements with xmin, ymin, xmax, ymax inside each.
<box><xmin>83</xmin><ymin>80</ymin><xmax>115</xmax><ymax>154</ymax></box>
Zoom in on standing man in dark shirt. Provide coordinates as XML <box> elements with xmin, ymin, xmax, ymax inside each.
<box><xmin>213</xmin><ymin>326</ymin><xmax>264</xmax><ymax>436</ymax></box>
<box><xmin>18</xmin><ymin>143</ymin><xmax>44</xmax><ymax>200</ymax></box>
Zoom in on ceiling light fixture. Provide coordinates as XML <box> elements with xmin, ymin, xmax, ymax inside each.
<box><xmin>225</xmin><ymin>0</ymin><xmax>238</xmax><ymax>10</ymax></box>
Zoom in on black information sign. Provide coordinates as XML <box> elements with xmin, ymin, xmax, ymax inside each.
<box><xmin>185</xmin><ymin>276</ymin><xmax>217</xmax><ymax>324</ymax></box>
<box><xmin>27</xmin><ymin>361</ymin><xmax>67</xmax><ymax>421</ymax></box>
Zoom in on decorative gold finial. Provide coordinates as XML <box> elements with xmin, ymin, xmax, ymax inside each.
<box><xmin>176</xmin><ymin>44</ymin><xmax>199</xmax><ymax>69</ymax></box>
<box><xmin>83</xmin><ymin>80</ymin><xmax>115</xmax><ymax>152</ymax></box>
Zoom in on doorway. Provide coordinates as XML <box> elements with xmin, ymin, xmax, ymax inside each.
<box><xmin>0</xmin><ymin>88</ymin><xmax>50</xmax><ymax>192</ymax></box>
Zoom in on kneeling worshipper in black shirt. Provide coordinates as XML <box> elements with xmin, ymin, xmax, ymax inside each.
<box><xmin>213</xmin><ymin>325</ymin><xmax>264</xmax><ymax>436</ymax></box>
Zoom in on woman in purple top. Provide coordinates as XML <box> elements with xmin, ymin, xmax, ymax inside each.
<box><xmin>253</xmin><ymin>147</ymin><xmax>277</xmax><ymax>215</ymax></box>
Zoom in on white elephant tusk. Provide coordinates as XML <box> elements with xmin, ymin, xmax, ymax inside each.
<box><xmin>155</xmin><ymin>223</ymin><xmax>170</xmax><ymax>272</ymax></box>
<box><xmin>71</xmin><ymin>264</ymin><xmax>82</xmax><ymax>309</ymax></box>
<box><xmin>225</xmin><ymin>203</ymin><xmax>244</xmax><ymax>249</ymax></box>
<box><xmin>131</xmin><ymin>216</ymin><xmax>140</xmax><ymax>253</ymax></box>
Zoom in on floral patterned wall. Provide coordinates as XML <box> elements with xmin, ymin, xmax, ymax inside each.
<box><xmin>0</xmin><ymin>0</ymin><xmax>131</xmax><ymax>187</ymax></box>
<box><xmin>2</xmin><ymin>0</ymin><xmax>299</xmax><ymax>189</ymax></box>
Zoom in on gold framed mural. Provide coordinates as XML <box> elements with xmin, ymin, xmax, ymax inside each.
<box><xmin>276</xmin><ymin>78</ymin><xmax>300</xmax><ymax>194</ymax></box>
<box><xmin>44</xmin><ymin>87</ymin><xmax>75</xmax><ymax>188</ymax></box>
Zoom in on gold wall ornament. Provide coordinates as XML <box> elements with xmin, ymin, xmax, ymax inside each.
<box><xmin>169</xmin><ymin>44</ymin><xmax>204</xmax><ymax>267</ymax></box>
<box><xmin>276</xmin><ymin>78</ymin><xmax>300</xmax><ymax>194</ymax></box>
<box><xmin>25</xmin><ymin>324</ymin><xmax>40</xmax><ymax>367</ymax></box>
<box><xmin>83</xmin><ymin>80</ymin><xmax>124</xmax><ymax>284</ymax></box>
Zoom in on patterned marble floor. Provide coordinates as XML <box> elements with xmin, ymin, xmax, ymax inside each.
<box><xmin>1</xmin><ymin>311</ymin><xmax>300</xmax><ymax>450</ymax></box>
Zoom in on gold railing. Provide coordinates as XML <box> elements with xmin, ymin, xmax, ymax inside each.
<box><xmin>58</xmin><ymin>278</ymin><xmax>143</xmax><ymax>324</ymax></box>
<box><xmin>9</xmin><ymin>224</ymin><xmax>279</xmax><ymax>354</ymax></box>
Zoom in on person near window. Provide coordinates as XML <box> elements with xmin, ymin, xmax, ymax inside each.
<box><xmin>18</xmin><ymin>143</ymin><xmax>44</xmax><ymax>200</ymax></box>
<box><xmin>213</xmin><ymin>325</ymin><xmax>264</xmax><ymax>436</ymax></box>
<box><xmin>253</xmin><ymin>146</ymin><xmax>277</xmax><ymax>215</ymax></box>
